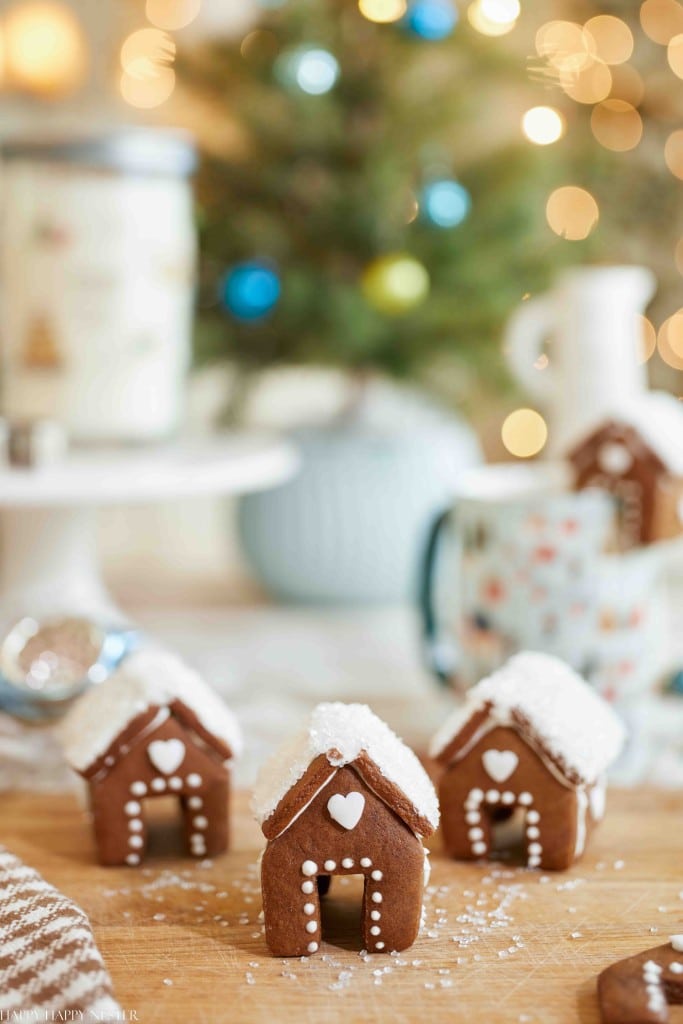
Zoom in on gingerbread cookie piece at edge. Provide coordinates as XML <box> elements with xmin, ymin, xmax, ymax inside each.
<box><xmin>430</xmin><ymin>651</ymin><xmax>626</xmax><ymax>871</ymax></box>
<box><xmin>252</xmin><ymin>701</ymin><xmax>439</xmax><ymax>957</ymax></box>
<box><xmin>58</xmin><ymin>647</ymin><xmax>242</xmax><ymax>866</ymax></box>
<box><xmin>598</xmin><ymin>936</ymin><xmax>683</xmax><ymax>1023</ymax></box>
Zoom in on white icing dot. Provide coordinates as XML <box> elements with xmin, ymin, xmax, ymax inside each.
<box><xmin>360</xmin><ymin>857</ymin><xmax>372</xmax><ymax>868</ymax></box>
<box><xmin>187</xmin><ymin>773</ymin><xmax>202</xmax><ymax>787</ymax></box>
<box><xmin>342</xmin><ymin>858</ymin><xmax>354</xmax><ymax>869</ymax></box>
<box><xmin>303</xmin><ymin>903</ymin><xmax>315</xmax><ymax>915</ymax></box>
<box><xmin>371</xmin><ymin>910</ymin><xmax>381</xmax><ymax>921</ymax></box>
<box><xmin>528</xmin><ymin>855</ymin><xmax>541</xmax><ymax>867</ymax></box>
<box><xmin>528</xmin><ymin>842</ymin><xmax>543</xmax><ymax>856</ymax></box>
<box><xmin>526</xmin><ymin>826</ymin><xmax>540</xmax><ymax>840</ymax></box>
<box><xmin>485</xmin><ymin>790</ymin><xmax>500</xmax><ymax>803</ymax></box>
<box><xmin>169</xmin><ymin>777</ymin><xmax>183</xmax><ymax>790</ymax></box>
<box><xmin>670</xmin><ymin>963</ymin><xmax>683</xmax><ymax>974</ymax></box>
<box><xmin>372</xmin><ymin>893</ymin><xmax>382</xmax><ymax>904</ymax></box>
<box><xmin>188</xmin><ymin>796</ymin><xmax>203</xmax><ymax>810</ymax></box>
<box><xmin>307</xmin><ymin>942</ymin><xmax>318</xmax><ymax>953</ymax></box>
<box><xmin>124</xmin><ymin>801</ymin><xmax>141</xmax><ymax>816</ymax></box>
<box><xmin>468</xmin><ymin>828</ymin><xmax>484</xmax><ymax>841</ymax></box>
<box><xmin>104</xmin><ymin>756</ymin><xmax>115</xmax><ymax>767</ymax></box>
<box><xmin>371</xmin><ymin>870</ymin><xmax>383</xmax><ymax>881</ymax></box>
<box><xmin>465</xmin><ymin>811</ymin><xmax>481</xmax><ymax>825</ymax></box>
<box><xmin>126</xmin><ymin>854</ymin><xmax>140</xmax><ymax>866</ymax></box>
<box><xmin>305</xmin><ymin>921</ymin><xmax>317</xmax><ymax>934</ymax></box>
<box><xmin>370</xmin><ymin>926</ymin><xmax>381</xmax><ymax>936</ymax></box>
<box><xmin>375</xmin><ymin>942</ymin><xmax>385</xmax><ymax>950</ymax></box>
<box><xmin>502</xmin><ymin>791</ymin><xmax>515</xmax><ymax>805</ymax></box>
<box><xmin>324</xmin><ymin>860</ymin><xmax>336</xmax><ymax>871</ymax></box>
<box><xmin>151</xmin><ymin>778</ymin><xmax>166</xmax><ymax>792</ymax></box>
<box><xmin>128</xmin><ymin>819</ymin><xmax>143</xmax><ymax>833</ymax></box>
<box><xmin>302</xmin><ymin>860</ymin><xmax>318</xmax><ymax>876</ymax></box>
<box><xmin>193</xmin><ymin>816</ymin><xmax>208</xmax><ymax>830</ymax></box>
<box><xmin>671</xmin><ymin>935</ymin><xmax>683</xmax><ymax>952</ymax></box>
<box><xmin>526</xmin><ymin>809</ymin><xmax>540</xmax><ymax>824</ymax></box>
<box><xmin>128</xmin><ymin>836</ymin><xmax>143</xmax><ymax>849</ymax></box>
<box><xmin>130</xmin><ymin>782</ymin><xmax>146</xmax><ymax>796</ymax></box>
<box><xmin>468</xmin><ymin>788</ymin><xmax>484</xmax><ymax>803</ymax></box>
<box><xmin>472</xmin><ymin>842</ymin><xmax>487</xmax><ymax>856</ymax></box>
<box><xmin>301</xmin><ymin>881</ymin><xmax>314</xmax><ymax>894</ymax></box>
<box><xmin>519</xmin><ymin>792</ymin><xmax>533</xmax><ymax>806</ymax></box>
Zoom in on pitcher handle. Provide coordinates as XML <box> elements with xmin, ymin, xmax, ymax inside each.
<box><xmin>504</xmin><ymin>294</ymin><xmax>557</xmax><ymax>400</ymax></box>
<box><xmin>419</xmin><ymin>506</ymin><xmax>458</xmax><ymax>687</ymax></box>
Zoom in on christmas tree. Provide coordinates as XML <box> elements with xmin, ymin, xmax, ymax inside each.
<box><xmin>177</xmin><ymin>0</ymin><xmax>682</xmax><ymax>407</ymax></box>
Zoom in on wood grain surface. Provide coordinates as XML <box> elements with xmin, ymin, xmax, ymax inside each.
<box><xmin>2</xmin><ymin>787</ymin><xmax>681</xmax><ymax>1024</ymax></box>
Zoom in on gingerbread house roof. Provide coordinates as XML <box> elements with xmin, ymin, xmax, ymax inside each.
<box><xmin>568</xmin><ymin>391</ymin><xmax>683</xmax><ymax>476</ymax></box>
<box><xmin>430</xmin><ymin>652</ymin><xmax>626</xmax><ymax>786</ymax></box>
<box><xmin>252</xmin><ymin>702</ymin><xmax>440</xmax><ymax>839</ymax></box>
<box><xmin>59</xmin><ymin>648</ymin><xmax>243</xmax><ymax>773</ymax></box>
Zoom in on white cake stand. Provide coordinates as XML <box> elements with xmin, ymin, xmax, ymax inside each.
<box><xmin>0</xmin><ymin>432</ymin><xmax>299</xmax><ymax>628</ymax></box>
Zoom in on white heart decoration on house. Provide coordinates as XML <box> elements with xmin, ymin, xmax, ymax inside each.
<box><xmin>147</xmin><ymin>739</ymin><xmax>186</xmax><ymax>775</ymax></box>
<box><xmin>482</xmin><ymin>749</ymin><xmax>519</xmax><ymax>784</ymax></box>
<box><xmin>327</xmin><ymin>791</ymin><xmax>365</xmax><ymax>830</ymax></box>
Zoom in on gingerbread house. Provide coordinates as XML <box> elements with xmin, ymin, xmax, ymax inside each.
<box><xmin>253</xmin><ymin>702</ymin><xmax>439</xmax><ymax>957</ymax></box>
<box><xmin>567</xmin><ymin>391</ymin><xmax>683</xmax><ymax>549</ymax></box>
<box><xmin>59</xmin><ymin>648</ymin><xmax>242</xmax><ymax>866</ymax></box>
<box><xmin>430</xmin><ymin>652</ymin><xmax>625</xmax><ymax>871</ymax></box>
<box><xmin>598</xmin><ymin>936</ymin><xmax>683</xmax><ymax>1024</ymax></box>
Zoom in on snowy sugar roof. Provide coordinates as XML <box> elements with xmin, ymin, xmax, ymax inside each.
<box><xmin>252</xmin><ymin>701</ymin><xmax>440</xmax><ymax>832</ymax></box>
<box><xmin>572</xmin><ymin>391</ymin><xmax>683</xmax><ymax>475</ymax></box>
<box><xmin>430</xmin><ymin>652</ymin><xmax>626</xmax><ymax>785</ymax></box>
<box><xmin>59</xmin><ymin>648</ymin><xmax>243</xmax><ymax>772</ymax></box>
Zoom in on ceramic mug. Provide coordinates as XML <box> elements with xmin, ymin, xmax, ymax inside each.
<box><xmin>420</xmin><ymin>462</ymin><xmax>614</xmax><ymax>691</ymax></box>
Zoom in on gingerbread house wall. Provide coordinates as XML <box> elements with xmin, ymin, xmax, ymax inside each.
<box><xmin>261</xmin><ymin>764</ymin><xmax>425</xmax><ymax>957</ymax></box>
<box><xmin>88</xmin><ymin>713</ymin><xmax>230</xmax><ymax>866</ymax></box>
<box><xmin>439</xmin><ymin>725</ymin><xmax>594</xmax><ymax>871</ymax></box>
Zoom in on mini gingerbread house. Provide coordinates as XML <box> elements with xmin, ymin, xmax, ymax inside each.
<box><xmin>598</xmin><ymin>936</ymin><xmax>683</xmax><ymax>1024</ymax></box>
<box><xmin>59</xmin><ymin>648</ymin><xmax>242</xmax><ymax>866</ymax></box>
<box><xmin>567</xmin><ymin>391</ymin><xmax>683</xmax><ymax>549</ymax></box>
<box><xmin>431</xmin><ymin>652</ymin><xmax>625</xmax><ymax>871</ymax></box>
<box><xmin>253</xmin><ymin>702</ymin><xmax>439</xmax><ymax>957</ymax></box>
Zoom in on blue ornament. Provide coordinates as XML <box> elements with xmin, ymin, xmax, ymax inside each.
<box><xmin>220</xmin><ymin>262</ymin><xmax>281</xmax><ymax>321</ymax></box>
<box><xmin>405</xmin><ymin>0</ymin><xmax>458</xmax><ymax>40</ymax></box>
<box><xmin>422</xmin><ymin>179</ymin><xmax>471</xmax><ymax>228</ymax></box>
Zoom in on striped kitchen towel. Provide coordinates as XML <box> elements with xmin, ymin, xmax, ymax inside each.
<box><xmin>0</xmin><ymin>846</ymin><xmax>121</xmax><ymax>1019</ymax></box>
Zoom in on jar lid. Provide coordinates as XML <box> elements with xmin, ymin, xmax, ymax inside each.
<box><xmin>1</xmin><ymin>127</ymin><xmax>197</xmax><ymax>177</ymax></box>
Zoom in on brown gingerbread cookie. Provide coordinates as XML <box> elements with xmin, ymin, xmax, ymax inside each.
<box><xmin>58</xmin><ymin>648</ymin><xmax>242</xmax><ymax>865</ymax></box>
<box><xmin>598</xmin><ymin>936</ymin><xmax>683</xmax><ymax>1023</ymax></box>
<box><xmin>430</xmin><ymin>652</ymin><xmax>626</xmax><ymax>871</ymax></box>
<box><xmin>252</xmin><ymin>701</ymin><xmax>439</xmax><ymax>957</ymax></box>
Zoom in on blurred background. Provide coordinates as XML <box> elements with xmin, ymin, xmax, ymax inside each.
<box><xmin>1</xmin><ymin>0</ymin><xmax>683</xmax><ymax>788</ymax></box>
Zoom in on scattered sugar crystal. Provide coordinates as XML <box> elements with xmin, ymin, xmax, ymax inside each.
<box><xmin>245</xmin><ymin>973</ymin><xmax>255</xmax><ymax>985</ymax></box>
<box><xmin>570</xmin><ymin>932</ymin><xmax>582</xmax><ymax>939</ymax></box>
<box><xmin>614</xmin><ymin>860</ymin><xmax>625</xmax><ymax>870</ymax></box>
<box><xmin>163</xmin><ymin>979</ymin><xmax>173</xmax><ymax>986</ymax></box>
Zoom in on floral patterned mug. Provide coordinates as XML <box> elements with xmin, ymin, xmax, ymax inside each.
<box><xmin>420</xmin><ymin>462</ymin><xmax>614</xmax><ymax>692</ymax></box>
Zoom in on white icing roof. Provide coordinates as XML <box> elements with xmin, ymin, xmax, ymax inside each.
<box><xmin>252</xmin><ymin>701</ymin><xmax>440</xmax><ymax>832</ymax></box>
<box><xmin>58</xmin><ymin>648</ymin><xmax>243</xmax><ymax>772</ymax></box>
<box><xmin>572</xmin><ymin>391</ymin><xmax>683</xmax><ymax>475</ymax></box>
<box><xmin>430</xmin><ymin>652</ymin><xmax>626</xmax><ymax>784</ymax></box>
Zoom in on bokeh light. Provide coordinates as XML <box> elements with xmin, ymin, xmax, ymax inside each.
<box><xmin>120</xmin><ymin>27</ymin><xmax>175</xmax><ymax>78</ymax></box>
<box><xmin>522</xmin><ymin>106</ymin><xmax>565</xmax><ymax>146</ymax></box>
<box><xmin>640</xmin><ymin>0</ymin><xmax>683</xmax><ymax>44</ymax></box>
<box><xmin>546</xmin><ymin>186</ymin><xmax>599</xmax><ymax>241</ymax></box>
<box><xmin>404</xmin><ymin>0</ymin><xmax>458</xmax><ymax>41</ymax></box>
<box><xmin>665</xmin><ymin>130</ymin><xmax>683</xmax><ymax>180</ymax></box>
<box><xmin>584</xmin><ymin>15</ymin><xmax>634</xmax><ymax>65</ymax></box>
<box><xmin>501</xmin><ymin>408</ymin><xmax>548</xmax><ymax>458</ymax></box>
<box><xmin>608</xmin><ymin>64</ymin><xmax>645</xmax><ymax>105</ymax></box>
<box><xmin>358</xmin><ymin>0</ymin><xmax>407</xmax><ymax>23</ymax></box>
<box><xmin>421</xmin><ymin>179</ymin><xmax>471</xmax><ymax>227</ymax></box>
<box><xmin>560</xmin><ymin>57</ymin><xmax>612</xmax><ymax>104</ymax></box>
<box><xmin>362</xmin><ymin>253</ymin><xmax>430</xmax><ymax>315</ymax></box>
<box><xmin>145</xmin><ymin>0</ymin><xmax>201</xmax><ymax>31</ymax></box>
<box><xmin>536</xmin><ymin>21</ymin><xmax>589</xmax><ymax>73</ymax></box>
<box><xmin>4</xmin><ymin>1</ymin><xmax>88</xmax><ymax>96</ymax></box>
<box><xmin>590</xmin><ymin>100</ymin><xmax>643</xmax><ymax>152</ymax></box>
<box><xmin>220</xmin><ymin>262</ymin><xmax>281</xmax><ymax>321</ymax></box>
<box><xmin>119</xmin><ymin>65</ymin><xmax>175</xmax><ymax>108</ymax></box>
<box><xmin>637</xmin><ymin>314</ymin><xmax>657</xmax><ymax>364</ymax></box>
<box><xmin>657</xmin><ymin>311</ymin><xmax>683</xmax><ymax>370</ymax></box>
<box><xmin>668</xmin><ymin>33</ymin><xmax>683</xmax><ymax>77</ymax></box>
<box><xmin>467</xmin><ymin>0</ymin><xmax>518</xmax><ymax>36</ymax></box>
<box><xmin>275</xmin><ymin>46</ymin><xmax>339</xmax><ymax>95</ymax></box>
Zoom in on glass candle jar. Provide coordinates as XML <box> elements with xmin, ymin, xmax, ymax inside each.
<box><xmin>0</xmin><ymin>128</ymin><xmax>197</xmax><ymax>443</ymax></box>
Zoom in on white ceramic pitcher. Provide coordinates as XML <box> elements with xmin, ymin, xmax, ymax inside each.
<box><xmin>504</xmin><ymin>266</ymin><xmax>656</xmax><ymax>455</ymax></box>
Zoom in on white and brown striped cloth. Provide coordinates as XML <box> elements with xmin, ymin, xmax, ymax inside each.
<box><xmin>0</xmin><ymin>847</ymin><xmax>121</xmax><ymax>1019</ymax></box>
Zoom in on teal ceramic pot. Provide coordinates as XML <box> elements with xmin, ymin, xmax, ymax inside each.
<box><xmin>237</xmin><ymin>417</ymin><xmax>481</xmax><ymax>604</ymax></box>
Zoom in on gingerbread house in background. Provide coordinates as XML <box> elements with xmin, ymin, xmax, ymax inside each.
<box><xmin>253</xmin><ymin>702</ymin><xmax>439</xmax><ymax>957</ymax></box>
<box><xmin>430</xmin><ymin>652</ymin><xmax>626</xmax><ymax>872</ymax></box>
<box><xmin>59</xmin><ymin>648</ymin><xmax>242</xmax><ymax>866</ymax></box>
<box><xmin>567</xmin><ymin>391</ymin><xmax>683</xmax><ymax>549</ymax></box>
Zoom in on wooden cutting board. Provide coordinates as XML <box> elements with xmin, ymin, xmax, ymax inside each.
<box><xmin>3</xmin><ymin>787</ymin><xmax>681</xmax><ymax>1024</ymax></box>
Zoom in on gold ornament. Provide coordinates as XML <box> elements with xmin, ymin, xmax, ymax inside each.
<box><xmin>361</xmin><ymin>253</ymin><xmax>430</xmax><ymax>315</ymax></box>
